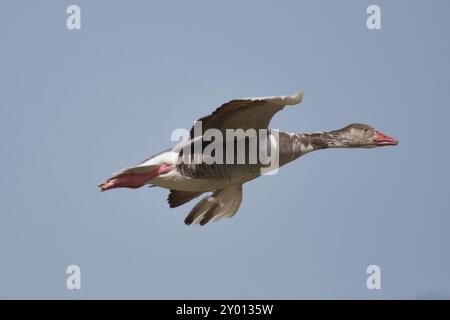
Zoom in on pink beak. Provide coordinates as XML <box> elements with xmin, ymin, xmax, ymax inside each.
<box><xmin>374</xmin><ymin>130</ymin><xmax>399</xmax><ymax>146</ymax></box>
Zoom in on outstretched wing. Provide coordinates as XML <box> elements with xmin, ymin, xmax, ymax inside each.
<box><xmin>184</xmin><ymin>185</ymin><xmax>243</xmax><ymax>225</ymax></box>
<box><xmin>167</xmin><ymin>190</ymin><xmax>204</xmax><ymax>208</ymax></box>
<box><xmin>190</xmin><ymin>92</ymin><xmax>303</xmax><ymax>138</ymax></box>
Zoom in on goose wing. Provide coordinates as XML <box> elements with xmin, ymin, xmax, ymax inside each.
<box><xmin>184</xmin><ymin>184</ymin><xmax>243</xmax><ymax>226</ymax></box>
<box><xmin>190</xmin><ymin>92</ymin><xmax>303</xmax><ymax>138</ymax></box>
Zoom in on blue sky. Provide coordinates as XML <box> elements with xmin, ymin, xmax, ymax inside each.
<box><xmin>0</xmin><ymin>0</ymin><xmax>449</xmax><ymax>298</ymax></box>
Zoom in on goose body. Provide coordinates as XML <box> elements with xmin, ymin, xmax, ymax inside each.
<box><xmin>99</xmin><ymin>92</ymin><xmax>398</xmax><ymax>225</ymax></box>
<box><xmin>139</xmin><ymin>149</ymin><xmax>255</xmax><ymax>192</ymax></box>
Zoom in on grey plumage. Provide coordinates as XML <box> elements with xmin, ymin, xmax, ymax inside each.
<box><xmin>184</xmin><ymin>185</ymin><xmax>243</xmax><ymax>225</ymax></box>
<box><xmin>168</xmin><ymin>190</ymin><xmax>203</xmax><ymax>208</ymax></box>
<box><xmin>99</xmin><ymin>92</ymin><xmax>398</xmax><ymax>226</ymax></box>
<box><xmin>189</xmin><ymin>92</ymin><xmax>303</xmax><ymax>138</ymax></box>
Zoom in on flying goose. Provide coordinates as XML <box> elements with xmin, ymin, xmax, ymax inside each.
<box><xmin>98</xmin><ymin>92</ymin><xmax>398</xmax><ymax>225</ymax></box>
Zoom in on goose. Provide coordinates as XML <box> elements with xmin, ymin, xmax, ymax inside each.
<box><xmin>98</xmin><ymin>92</ymin><xmax>398</xmax><ymax>225</ymax></box>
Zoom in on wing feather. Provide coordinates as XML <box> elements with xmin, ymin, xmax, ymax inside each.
<box><xmin>167</xmin><ymin>190</ymin><xmax>204</xmax><ymax>208</ymax></box>
<box><xmin>184</xmin><ymin>185</ymin><xmax>243</xmax><ymax>225</ymax></box>
<box><xmin>190</xmin><ymin>92</ymin><xmax>303</xmax><ymax>138</ymax></box>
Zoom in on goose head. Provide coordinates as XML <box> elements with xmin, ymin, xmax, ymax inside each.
<box><xmin>330</xmin><ymin>123</ymin><xmax>398</xmax><ymax>148</ymax></box>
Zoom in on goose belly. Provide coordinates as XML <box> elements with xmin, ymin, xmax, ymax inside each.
<box><xmin>150</xmin><ymin>164</ymin><xmax>260</xmax><ymax>191</ymax></box>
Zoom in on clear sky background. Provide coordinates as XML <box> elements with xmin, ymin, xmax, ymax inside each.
<box><xmin>1</xmin><ymin>0</ymin><xmax>449</xmax><ymax>299</ymax></box>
